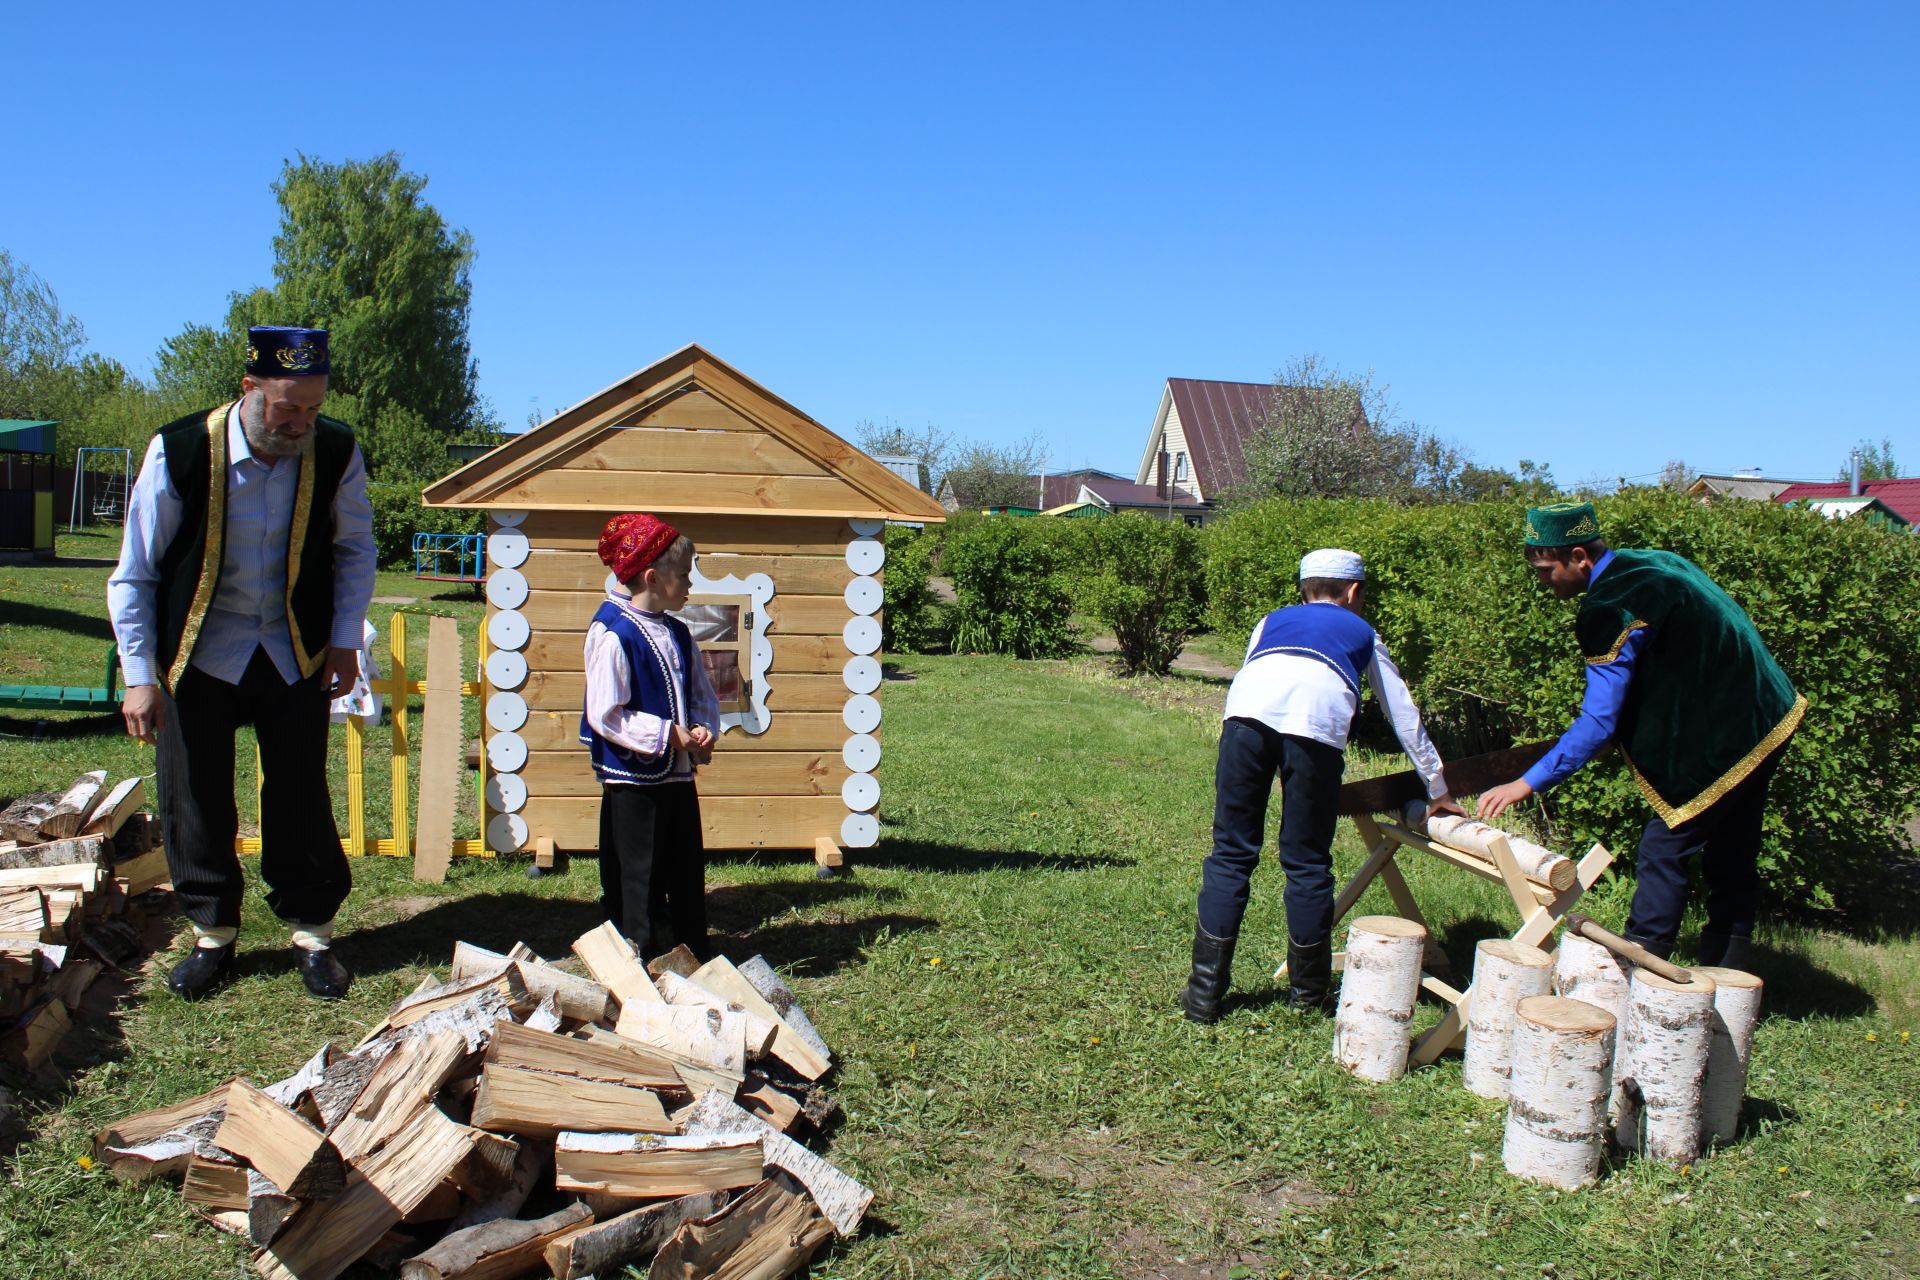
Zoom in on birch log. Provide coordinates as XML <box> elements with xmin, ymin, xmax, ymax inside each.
<box><xmin>1424</xmin><ymin>815</ymin><xmax>1575</xmax><ymax>891</ymax></box>
<box><xmin>1552</xmin><ymin>932</ymin><xmax>1631</xmax><ymax>1114</ymax></box>
<box><xmin>1695</xmin><ymin>965</ymin><xmax>1763</xmax><ymax>1149</ymax></box>
<box><xmin>1502</xmin><ymin>995</ymin><xmax>1616</xmax><ymax>1188</ymax></box>
<box><xmin>1612</xmin><ymin>968</ymin><xmax>1717</xmax><ymax>1164</ymax></box>
<box><xmin>36</xmin><ymin>771</ymin><xmax>108</xmax><ymax>841</ymax></box>
<box><xmin>1461</xmin><ymin>940</ymin><xmax>1554</xmax><ymax>1100</ymax></box>
<box><xmin>1332</xmin><ymin>916</ymin><xmax>1426</xmax><ymax>1083</ymax></box>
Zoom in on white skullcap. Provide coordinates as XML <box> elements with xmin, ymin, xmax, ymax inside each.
<box><xmin>1299</xmin><ymin>548</ymin><xmax>1365</xmax><ymax>581</ymax></box>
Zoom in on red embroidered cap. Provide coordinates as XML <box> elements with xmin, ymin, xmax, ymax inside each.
<box><xmin>598</xmin><ymin>512</ymin><xmax>681</xmax><ymax>583</ymax></box>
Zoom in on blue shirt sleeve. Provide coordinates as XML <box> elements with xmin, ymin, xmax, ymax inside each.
<box><xmin>1521</xmin><ymin>627</ymin><xmax>1647</xmax><ymax>792</ymax></box>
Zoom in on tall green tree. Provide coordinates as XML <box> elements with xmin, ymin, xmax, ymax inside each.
<box><xmin>1839</xmin><ymin>439</ymin><xmax>1901</xmax><ymax>482</ymax></box>
<box><xmin>0</xmin><ymin>250</ymin><xmax>89</xmax><ymax>418</ymax></box>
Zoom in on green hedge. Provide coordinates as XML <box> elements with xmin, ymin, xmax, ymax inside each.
<box><xmin>880</xmin><ymin>524</ymin><xmax>950</xmax><ymax>654</ymax></box>
<box><xmin>1204</xmin><ymin>490</ymin><xmax>1920</xmax><ymax>911</ymax></box>
<box><xmin>942</xmin><ymin>513</ymin><xmax>1083</xmax><ymax>658</ymax></box>
<box><xmin>1080</xmin><ymin>514</ymin><xmax>1207</xmax><ymax>675</ymax></box>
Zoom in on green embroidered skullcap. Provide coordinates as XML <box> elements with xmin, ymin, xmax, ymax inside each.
<box><xmin>1524</xmin><ymin>501</ymin><xmax>1602</xmax><ymax>547</ymax></box>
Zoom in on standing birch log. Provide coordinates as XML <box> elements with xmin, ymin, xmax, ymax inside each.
<box><xmin>1502</xmin><ymin>996</ymin><xmax>1616</xmax><ymax>1188</ymax></box>
<box><xmin>1461</xmin><ymin>940</ymin><xmax>1554</xmax><ymax>1100</ymax></box>
<box><xmin>1612</xmin><ymin>968</ymin><xmax>1717</xmax><ymax>1164</ymax></box>
<box><xmin>1552</xmin><ymin>932</ymin><xmax>1631</xmax><ymax>1114</ymax></box>
<box><xmin>1694</xmin><ymin>965</ymin><xmax>1763</xmax><ymax>1149</ymax></box>
<box><xmin>1332</xmin><ymin>916</ymin><xmax>1426</xmax><ymax>1083</ymax></box>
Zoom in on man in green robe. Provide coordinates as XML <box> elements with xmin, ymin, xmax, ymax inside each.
<box><xmin>1478</xmin><ymin>502</ymin><xmax>1804</xmax><ymax>969</ymax></box>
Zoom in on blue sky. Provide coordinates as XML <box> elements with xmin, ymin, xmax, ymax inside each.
<box><xmin>9</xmin><ymin>2</ymin><xmax>1915</xmax><ymax>487</ymax></box>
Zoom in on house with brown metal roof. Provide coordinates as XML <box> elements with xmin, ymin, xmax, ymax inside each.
<box><xmin>1132</xmin><ymin>378</ymin><xmax>1365</xmax><ymax>517</ymax></box>
<box><xmin>1775</xmin><ymin>478</ymin><xmax>1920</xmax><ymax>526</ymax></box>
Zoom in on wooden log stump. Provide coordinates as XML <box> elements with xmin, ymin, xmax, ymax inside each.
<box><xmin>1502</xmin><ymin>996</ymin><xmax>1616</xmax><ymax>1188</ymax></box>
<box><xmin>1461</xmin><ymin>939</ymin><xmax>1554</xmax><ymax>1100</ymax></box>
<box><xmin>1612</xmin><ymin>968</ymin><xmax>1717</xmax><ymax>1164</ymax></box>
<box><xmin>1332</xmin><ymin>916</ymin><xmax>1426</xmax><ymax>1083</ymax></box>
<box><xmin>1695</xmin><ymin>965</ymin><xmax>1763</xmax><ymax>1149</ymax></box>
<box><xmin>1552</xmin><ymin>932</ymin><xmax>1630</xmax><ymax>1112</ymax></box>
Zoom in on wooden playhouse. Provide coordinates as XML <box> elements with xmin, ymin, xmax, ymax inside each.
<box><xmin>421</xmin><ymin>345</ymin><xmax>946</xmax><ymax>872</ymax></box>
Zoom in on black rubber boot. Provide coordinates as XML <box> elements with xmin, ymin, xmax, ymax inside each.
<box><xmin>1285</xmin><ymin>934</ymin><xmax>1333</xmax><ymax>1013</ymax></box>
<box><xmin>1180</xmin><ymin>926</ymin><xmax>1237</xmax><ymax>1024</ymax></box>
<box><xmin>166</xmin><ymin>943</ymin><xmax>235</xmax><ymax>1001</ymax></box>
<box><xmin>1703</xmin><ymin>931</ymin><xmax>1754</xmax><ymax>973</ymax></box>
<box><xmin>1696</xmin><ymin>930</ymin><xmax>1730</xmax><ymax>967</ymax></box>
<box><xmin>295</xmin><ymin>946</ymin><xmax>353</xmax><ymax>1000</ymax></box>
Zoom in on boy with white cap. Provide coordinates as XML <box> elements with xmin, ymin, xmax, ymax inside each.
<box><xmin>1181</xmin><ymin>548</ymin><xmax>1462</xmax><ymax>1023</ymax></box>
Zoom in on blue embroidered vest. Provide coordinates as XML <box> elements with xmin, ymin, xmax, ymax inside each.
<box><xmin>579</xmin><ymin>602</ymin><xmax>697</xmax><ymax>785</ymax></box>
<box><xmin>1245</xmin><ymin>602</ymin><xmax>1376</xmax><ymax>697</ymax></box>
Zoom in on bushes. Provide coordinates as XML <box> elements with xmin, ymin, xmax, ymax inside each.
<box><xmin>942</xmin><ymin>513</ymin><xmax>1082</xmax><ymax>658</ymax></box>
<box><xmin>1081</xmin><ymin>515</ymin><xmax>1207</xmax><ymax>675</ymax></box>
<box><xmin>1205</xmin><ymin>490</ymin><xmax>1920</xmax><ymax>911</ymax></box>
<box><xmin>880</xmin><ymin>524</ymin><xmax>949</xmax><ymax>654</ymax></box>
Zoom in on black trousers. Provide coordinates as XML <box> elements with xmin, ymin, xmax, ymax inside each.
<box><xmin>1624</xmin><ymin>751</ymin><xmax>1781</xmax><ymax>951</ymax></box>
<box><xmin>156</xmin><ymin>646</ymin><xmax>350</xmax><ymax>930</ymax></box>
<box><xmin>1197</xmin><ymin>717</ymin><xmax>1346</xmax><ymax>944</ymax></box>
<box><xmin>599</xmin><ymin>781</ymin><xmax>709</xmax><ymax>962</ymax></box>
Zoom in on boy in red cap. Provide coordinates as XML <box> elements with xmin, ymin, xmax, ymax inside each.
<box><xmin>581</xmin><ymin>512</ymin><xmax>722</xmax><ymax>959</ymax></box>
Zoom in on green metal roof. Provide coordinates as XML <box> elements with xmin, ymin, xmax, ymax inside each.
<box><xmin>0</xmin><ymin>420</ymin><xmax>58</xmax><ymax>454</ymax></box>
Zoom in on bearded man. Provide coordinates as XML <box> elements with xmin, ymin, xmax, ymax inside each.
<box><xmin>108</xmin><ymin>326</ymin><xmax>375</xmax><ymax>1000</ymax></box>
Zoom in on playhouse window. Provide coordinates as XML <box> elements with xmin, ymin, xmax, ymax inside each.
<box><xmin>677</xmin><ymin>596</ymin><xmax>753</xmax><ymax>713</ymax></box>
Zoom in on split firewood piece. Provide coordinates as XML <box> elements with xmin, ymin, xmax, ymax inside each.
<box><xmin>1332</xmin><ymin>915</ymin><xmax>1426</xmax><ymax>1083</ymax></box>
<box><xmin>682</xmin><ymin>1089</ymin><xmax>873</xmax><ymax>1236</ymax></box>
<box><xmin>0</xmin><ymin>863</ymin><xmax>106</xmax><ymax>893</ymax></box>
<box><xmin>487</xmin><ymin>1020</ymin><xmax>684</xmax><ymax>1091</ymax></box>
<box><xmin>1424</xmin><ymin>815</ymin><xmax>1576</xmax><ymax>891</ymax></box>
<box><xmin>545</xmin><ymin>1190</ymin><xmax>730</xmax><ymax>1280</ymax></box>
<box><xmin>112</xmin><ymin>847</ymin><xmax>170</xmax><ymax>897</ymax></box>
<box><xmin>185</xmin><ymin>1158</ymin><xmax>300</xmax><ymax>1245</ymax></box>
<box><xmin>183</xmin><ymin>1152</ymin><xmax>248</xmax><ymax>1211</ymax></box>
<box><xmin>36</xmin><ymin>771</ymin><xmax>108</xmax><ymax>841</ymax></box>
<box><xmin>262</xmin><ymin>1043</ymin><xmax>338</xmax><ymax>1115</ymax></box>
<box><xmin>43</xmin><ymin>958</ymin><xmax>101</xmax><ymax>1013</ymax></box>
<box><xmin>401</xmin><ymin>1178</ymin><xmax>465</xmax><ymax>1224</ymax></box>
<box><xmin>1502</xmin><ymin>995</ymin><xmax>1617</xmax><ymax>1188</ymax></box>
<box><xmin>1696</xmin><ymin>966</ymin><xmax>1764</xmax><ymax>1149</ymax></box>
<box><xmin>1613</xmin><ymin>968</ymin><xmax>1717</xmax><ymax>1164</ymax></box>
<box><xmin>82</xmin><ymin>777</ymin><xmax>145</xmax><ymax>839</ymax></box>
<box><xmin>578</xmin><ymin>1024</ymin><xmax>745</xmax><ymax>1098</ymax></box>
<box><xmin>737</xmin><ymin>1074</ymin><xmax>806</xmax><ymax>1133</ymax></box>
<box><xmin>614</xmin><ymin>1003</ymin><xmax>752</xmax><ymax>1082</ymax></box>
<box><xmin>93</xmin><ymin>1080</ymin><xmax>234</xmax><ymax>1182</ymax></box>
<box><xmin>737</xmin><ymin>955</ymin><xmax>833</xmax><ymax>1065</ymax></box>
<box><xmin>1460</xmin><ymin>940</ymin><xmax>1554</xmax><ymax>1101</ymax></box>
<box><xmin>554</xmin><ymin>1130</ymin><xmax>765</xmax><ymax>1200</ymax></box>
<box><xmin>470</xmin><ymin>1061</ymin><xmax>674</xmax><ymax>1137</ymax></box>
<box><xmin>398</xmin><ymin>1201</ymin><xmax>592</xmax><ymax>1280</ymax></box>
<box><xmin>329</xmin><ymin>1030</ymin><xmax>471</xmax><ymax>1162</ymax></box>
<box><xmin>451</xmin><ymin>941</ymin><xmax>613</xmax><ymax>1024</ymax></box>
<box><xmin>522</xmin><ymin>993</ymin><xmax>563</xmax><ymax>1033</ymax></box>
<box><xmin>215</xmin><ymin>1078</ymin><xmax>347</xmax><ymax>1199</ymax></box>
<box><xmin>649</xmin><ymin>1171</ymin><xmax>833</xmax><ymax>1280</ymax></box>
<box><xmin>573</xmin><ymin>922</ymin><xmax>666</xmax><ymax>1010</ymax></box>
<box><xmin>656</xmin><ymin>972</ymin><xmax>779</xmax><ymax>1059</ymax></box>
<box><xmin>390</xmin><ymin>986</ymin><xmax>516</xmax><ymax>1055</ymax></box>
<box><xmin>254</xmin><ymin>1104</ymin><xmax>477</xmax><ymax>1280</ymax></box>
<box><xmin>646</xmin><ymin>944</ymin><xmax>702</xmax><ymax>980</ymax></box>
<box><xmin>110</xmin><ymin>811</ymin><xmax>158</xmax><ymax>857</ymax></box>
<box><xmin>387</xmin><ymin>966</ymin><xmax>532</xmax><ymax>1034</ymax></box>
<box><xmin>309</xmin><ymin>1050</ymin><xmax>386</xmax><ymax>1131</ymax></box>
<box><xmin>691</xmin><ymin>956</ymin><xmax>831</xmax><ymax>1080</ymax></box>
<box><xmin>0</xmin><ymin>792</ymin><xmax>59</xmax><ymax>843</ymax></box>
<box><xmin>450</xmin><ymin>1129</ymin><xmax>521</xmax><ymax>1199</ymax></box>
<box><xmin>448</xmin><ymin>1136</ymin><xmax>551</xmax><ymax>1231</ymax></box>
<box><xmin>0</xmin><ymin>833</ymin><xmax>108</xmax><ymax>872</ymax></box>
<box><xmin>0</xmin><ymin>889</ymin><xmax>51</xmax><ymax>942</ymax></box>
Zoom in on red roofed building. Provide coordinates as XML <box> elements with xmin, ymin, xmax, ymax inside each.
<box><xmin>1775</xmin><ymin>478</ymin><xmax>1920</xmax><ymax>526</ymax></box>
<box><xmin>1133</xmin><ymin>378</ymin><xmax>1366</xmax><ymax>519</ymax></box>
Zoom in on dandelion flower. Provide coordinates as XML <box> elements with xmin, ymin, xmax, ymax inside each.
<box><xmin>929</xmin><ymin>957</ymin><xmax>943</xmax><ymax>968</ymax></box>
<box><xmin>76</xmin><ymin>1156</ymin><xmax>94</xmax><ymax>1171</ymax></box>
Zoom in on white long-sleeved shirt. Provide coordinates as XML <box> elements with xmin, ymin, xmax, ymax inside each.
<box><xmin>1222</xmin><ymin>604</ymin><xmax>1448</xmax><ymax>799</ymax></box>
<box><xmin>583</xmin><ymin>591</ymin><xmax>723</xmax><ymax>784</ymax></box>
<box><xmin>107</xmin><ymin>404</ymin><xmax>375</xmax><ymax>687</ymax></box>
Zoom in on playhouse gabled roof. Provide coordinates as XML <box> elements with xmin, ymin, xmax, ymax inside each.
<box><xmin>421</xmin><ymin>345</ymin><xmax>947</xmax><ymax>522</ymax></box>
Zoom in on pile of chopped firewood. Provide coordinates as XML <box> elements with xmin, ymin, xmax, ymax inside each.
<box><xmin>2</xmin><ymin>771</ymin><xmax>167</xmax><ymax>1076</ymax></box>
<box><xmin>95</xmin><ymin>922</ymin><xmax>869</xmax><ymax>1279</ymax></box>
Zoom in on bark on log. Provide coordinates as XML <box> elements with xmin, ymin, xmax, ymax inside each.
<box><xmin>1564</xmin><ymin>913</ymin><xmax>1692</xmax><ymax>985</ymax></box>
<box><xmin>682</xmin><ymin>1089</ymin><xmax>873</xmax><ymax>1235</ymax></box>
<box><xmin>578</xmin><ymin>1023</ymin><xmax>745</xmax><ymax>1098</ymax></box>
<box><xmin>0</xmin><ymin>834</ymin><xmax>107</xmax><ymax>872</ymax></box>
<box><xmin>447</xmin><ymin>1136</ymin><xmax>551</xmax><ymax>1232</ymax></box>
<box><xmin>398</xmin><ymin>1201</ymin><xmax>593</xmax><ymax>1280</ymax></box>
<box><xmin>450</xmin><ymin>941</ymin><xmax>613</xmax><ymax>1024</ymax></box>
<box><xmin>648</xmin><ymin>1172</ymin><xmax>833</xmax><ymax>1280</ymax></box>
<box><xmin>1613</xmin><ymin>968</ymin><xmax>1717</xmax><ymax>1164</ymax></box>
<box><xmin>1461</xmin><ymin>940</ymin><xmax>1554</xmax><ymax>1100</ymax></box>
<box><xmin>737</xmin><ymin>955</ymin><xmax>833</xmax><ymax>1066</ymax></box>
<box><xmin>1694</xmin><ymin>965</ymin><xmax>1763</xmax><ymax>1149</ymax></box>
<box><xmin>553</xmin><ymin>1130</ymin><xmax>765</xmax><ymax>1200</ymax></box>
<box><xmin>545</xmin><ymin>1190</ymin><xmax>730</xmax><ymax>1280</ymax></box>
<box><xmin>655</xmin><ymin>972</ymin><xmax>780</xmax><ymax>1059</ymax></box>
<box><xmin>1332</xmin><ymin>916</ymin><xmax>1426</xmax><ymax>1082</ymax></box>
<box><xmin>0</xmin><ymin>793</ymin><xmax>58</xmax><ymax>843</ymax></box>
<box><xmin>690</xmin><ymin>955</ymin><xmax>831</xmax><ymax>1080</ymax></box>
<box><xmin>1424</xmin><ymin>815</ymin><xmax>1576</xmax><ymax>890</ymax></box>
<box><xmin>614</xmin><ymin>1003</ymin><xmax>751</xmax><ymax>1081</ymax></box>
<box><xmin>1502</xmin><ymin>995</ymin><xmax>1616</xmax><ymax>1189</ymax></box>
<box><xmin>1551</xmin><ymin>932</ymin><xmax>1631</xmax><ymax>1116</ymax></box>
<box><xmin>36</xmin><ymin>771</ymin><xmax>107</xmax><ymax>841</ymax></box>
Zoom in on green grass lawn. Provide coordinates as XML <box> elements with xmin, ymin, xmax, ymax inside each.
<box><xmin>2</xmin><ymin>541</ymin><xmax>1917</xmax><ymax>1278</ymax></box>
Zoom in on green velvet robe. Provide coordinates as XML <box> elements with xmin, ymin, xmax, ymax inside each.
<box><xmin>1576</xmin><ymin>549</ymin><xmax>1804</xmax><ymax>826</ymax></box>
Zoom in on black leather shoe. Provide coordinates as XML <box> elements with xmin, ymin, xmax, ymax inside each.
<box><xmin>1180</xmin><ymin>925</ymin><xmax>1237</xmax><ymax>1024</ymax></box>
<box><xmin>295</xmin><ymin>946</ymin><xmax>352</xmax><ymax>999</ymax></box>
<box><xmin>1285</xmin><ymin>934</ymin><xmax>1333</xmax><ymax>1013</ymax></box>
<box><xmin>166</xmin><ymin>943</ymin><xmax>235</xmax><ymax>1001</ymax></box>
<box><xmin>1699</xmin><ymin>931</ymin><xmax>1754</xmax><ymax>973</ymax></box>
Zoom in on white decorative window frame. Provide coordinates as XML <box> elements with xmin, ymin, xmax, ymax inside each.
<box><xmin>606</xmin><ymin>559</ymin><xmax>775</xmax><ymax>736</ymax></box>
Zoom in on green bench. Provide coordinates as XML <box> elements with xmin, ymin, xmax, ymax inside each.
<box><xmin>0</xmin><ymin>645</ymin><xmax>123</xmax><ymax>713</ymax></box>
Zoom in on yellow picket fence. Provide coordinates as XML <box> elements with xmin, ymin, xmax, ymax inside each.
<box><xmin>237</xmin><ymin>611</ymin><xmax>495</xmax><ymax>859</ymax></box>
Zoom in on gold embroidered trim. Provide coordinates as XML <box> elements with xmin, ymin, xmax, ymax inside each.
<box><xmin>165</xmin><ymin>405</ymin><xmax>233</xmax><ymax>693</ymax></box>
<box><xmin>1626</xmin><ymin>693</ymin><xmax>1808</xmax><ymax>826</ymax></box>
<box><xmin>284</xmin><ymin>447</ymin><xmax>324</xmax><ymax>677</ymax></box>
<box><xmin>1586</xmin><ymin>620</ymin><xmax>1649</xmax><ymax>665</ymax></box>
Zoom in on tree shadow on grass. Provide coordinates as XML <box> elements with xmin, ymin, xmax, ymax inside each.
<box><xmin>838</xmin><ymin>838</ymin><xmax>1134</xmax><ymax>874</ymax></box>
<box><xmin>1733</xmin><ymin>939</ymin><xmax>1874</xmax><ymax>1020</ymax></box>
<box><xmin>0</xmin><ymin>711</ymin><xmax>123</xmax><ymax>740</ymax></box>
<box><xmin>729</xmin><ymin>912</ymin><xmax>936</xmax><ymax>979</ymax></box>
<box><xmin>0</xmin><ymin>600</ymin><xmax>116</xmax><ymax>643</ymax></box>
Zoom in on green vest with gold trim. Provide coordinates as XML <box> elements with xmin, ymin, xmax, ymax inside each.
<box><xmin>151</xmin><ymin>403</ymin><xmax>357</xmax><ymax>692</ymax></box>
<box><xmin>1576</xmin><ymin>549</ymin><xmax>1804</xmax><ymax>827</ymax></box>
